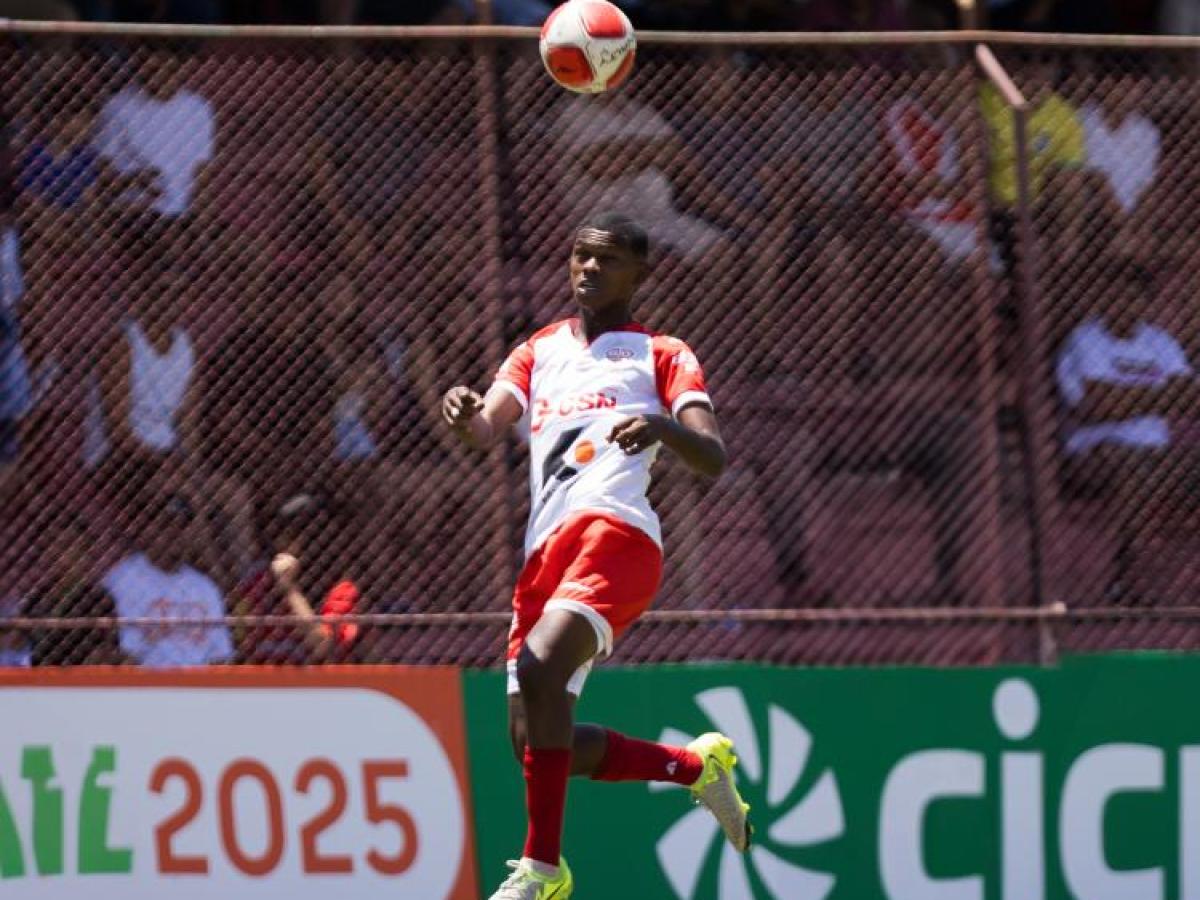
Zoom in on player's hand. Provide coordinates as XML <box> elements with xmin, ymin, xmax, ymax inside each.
<box><xmin>442</xmin><ymin>386</ymin><xmax>485</xmax><ymax>431</ymax></box>
<box><xmin>270</xmin><ymin>552</ymin><xmax>301</xmax><ymax>590</ymax></box>
<box><xmin>607</xmin><ymin>414</ymin><xmax>669</xmax><ymax>455</ymax></box>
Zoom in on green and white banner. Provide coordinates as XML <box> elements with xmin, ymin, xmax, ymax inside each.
<box><xmin>465</xmin><ymin>654</ymin><xmax>1200</xmax><ymax>900</ymax></box>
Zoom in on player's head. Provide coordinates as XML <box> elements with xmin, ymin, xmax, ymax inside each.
<box><xmin>570</xmin><ymin>212</ymin><xmax>649</xmax><ymax>312</ymax></box>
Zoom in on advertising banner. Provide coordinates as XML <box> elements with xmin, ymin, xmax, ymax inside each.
<box><xmin>465</xmin><ymin>653</ymin><xmax>1200</xmax><ymax>900</ymax></box>
<box><xmin>0</xmin><ymin>667</ymin><xmax>476</xmax><ymax>899</ymax></box>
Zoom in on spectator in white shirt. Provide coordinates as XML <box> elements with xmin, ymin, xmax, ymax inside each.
<box><xmin>1056</xmin><ymin>261</ymin><xmax>1200</xmax><ymax>596</ymax></box>
<box><xmin>99</xmin><ymin>266</ymin><xmax>198</xmax><ymax>462</ymax></box>
<box><xmin>101</xmin><ymin>491</ymin><xmax>232</xmax><ymax>668</ymax></box>
<box><xmin>1057</xmin><ymin>264</ymin><xmax>1193</xmax><ymax>459</ymax></box>
<box><xmin>94</xmin><ymin>51</ymin><xmax>215</xmax><ymax>219</ymax></box>
<box><xmin>94</xmin><ymin>264</ymin><xmax>256</xmax><ymax>580</ymax></box>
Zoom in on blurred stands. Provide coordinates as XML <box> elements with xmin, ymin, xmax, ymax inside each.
<box><xmin>0</xmin><ymin>22</ymin><xmax>1199</xmax><ymax>667</ymax></box>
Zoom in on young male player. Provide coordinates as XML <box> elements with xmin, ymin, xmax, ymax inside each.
<box><xmin>442</xmin><ymin>213</ymin><xmax>751</xmax><ymax>900</ymax></box>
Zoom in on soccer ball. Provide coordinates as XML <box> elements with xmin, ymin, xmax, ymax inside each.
<box><xmin>539</xmin><ymin>0</ymin><xmax>636</xmax><ymax>94</ymax></box>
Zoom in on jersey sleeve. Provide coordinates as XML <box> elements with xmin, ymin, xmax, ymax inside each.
<box><xmin>320</xmin><ymin>580</ymin><xmax>360</xmax><ymax>647</ymax></box>
<box><xmin>490</xmin><ymin>340</ymin><xmax>534</xmax><ymax>413</ymax></box>
<box><xmin>653</xmin><ymin>335</ymin><xmax>712</xmax><ymax>417</ymax></box>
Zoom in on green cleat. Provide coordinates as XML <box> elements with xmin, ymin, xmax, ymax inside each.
<box><xmin>487</xmin><ymin>856</ymin><xmax>574</xmax><ymax>900</ymax></box>
<box><xmin>687</xmin><ymin>732</ymin><xmax>754</xmax><ymax>852</ymax></box>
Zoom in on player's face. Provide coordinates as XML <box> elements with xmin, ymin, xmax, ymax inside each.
<box><xmin>570</xmin><ymin>229</ymin><xmax>646</xmax><ymax>312</ymax></box>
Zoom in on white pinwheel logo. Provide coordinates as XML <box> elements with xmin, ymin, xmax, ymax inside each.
<box><xmin>652</xmin><ymin>687</ymin><xmax>844</xmax><ymax>899</ymax></box>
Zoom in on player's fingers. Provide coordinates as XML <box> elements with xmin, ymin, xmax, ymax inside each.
<box><xmin>618</xmin><ymin>434</ymin><xmax>647</xmax><ymax>454</ymax></box>
<box><xmin>445</xmin><ymin>405</ymin><xmax>471</xmax><ymax>428</ymax></box>
<box><xmin>618</xmin><ymin>419</ymin><xmax>648</xmax><ymax>441</ymax></box>
<box><xmin>607</xmin><ymin>417</ymin><xmax>637</xmax><ymax>443</ymax></box>
<box><xmin>444</xmin><ymin>386</ymin><xmax>477</xmax><ymax>415</ymax></box>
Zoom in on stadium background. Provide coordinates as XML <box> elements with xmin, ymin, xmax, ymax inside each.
<box><xmin>2</xmin><ymin>3</ymin><xmax>1200</xmax><ymax>898</ymax></box>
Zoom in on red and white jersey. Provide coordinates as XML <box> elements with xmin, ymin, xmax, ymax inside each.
<box><xmin>491</xmin><ymin>319</ymin><xmax>711</xmax><ymax>557</ymax></box>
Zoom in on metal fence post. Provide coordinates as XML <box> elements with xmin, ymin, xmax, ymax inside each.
<box><xmin>470</xmin><ymin>27</ymin><xmax>517</xmax><ymax>610</ymax></box>
<box><xmin>975</xmin><ymin>43</ymin><xmax>1060</xmax><ymax>664</ymax></box>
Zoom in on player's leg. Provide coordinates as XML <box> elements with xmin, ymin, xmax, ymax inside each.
<box><xmin>510</xmin><ymin>693</ymin><xmax>748</xmax><ymax>852</ymax></box>
<box><xmin>485</xmin><ymin>608</ymin><xmax>594</xmax><ymax>899</ymax></box>
<box><xmin>512</xmin><ymin>608</ymin><xmax>596</xmax><ymax>873</ymax></box>
<box><xmin>507</xmin><ymin>695</ymin><xmax>608</xmax><ymax>777</ymax></box>
<box><xmin>509</xmin><ymin>692</ymin><xmax>700</xmax><ymax>782</ymax></box>
<box><xmin>546</xmin><ymin>514</ymin><xmax>753</xmax><ymax>850</ymax></box>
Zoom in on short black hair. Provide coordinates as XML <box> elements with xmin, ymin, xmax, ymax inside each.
<box><xmin>575</xmin><ymin>212</ymin><xmax>649</xmax><ymax>261</ymax></box>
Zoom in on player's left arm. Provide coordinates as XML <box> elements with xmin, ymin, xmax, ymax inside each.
<box><xmin>608</xmin><ymin>403</ymin><xmax>726</xmax><ymax>479</ymax></box>
<box><xmin>617</xmin><ymin>336</ymin><xmax>726</xmax><ymax>478</ymax></box>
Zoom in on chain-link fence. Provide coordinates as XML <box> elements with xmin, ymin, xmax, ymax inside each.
<box><xmin>0</xmin><ymin>24</ymin><xmax>1197</xmax><ymax>669</ymax></box>
<box><xmin>982</xmin><ymin>39</ymin><xmax>1200</xmax><ymax>658</ymax></box>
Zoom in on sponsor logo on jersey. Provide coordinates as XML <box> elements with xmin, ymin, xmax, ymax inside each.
<box><xmin>606</xmin><ymin>346</ymin><xmax>636</xmax><ymax>362</ymax></box>
<box><xmin>532</xmin><ymin>391</ymin><xmax>618</xmax><ymax>434</ymax></box>
<box><xmin>574</xmin><ymin>440</ymin><xmax>596</xmax><ymax>464</ymax></box>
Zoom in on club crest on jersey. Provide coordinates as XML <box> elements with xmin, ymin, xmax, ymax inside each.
<box><xmin>532</xmin><ymin>391</ymin><xmax>617</xmax><ymax>434</ymax></box>
<box><xmin>605</xmin><ymin>346</ymin><xmax>636</xmax><ymax>362</ymax></box>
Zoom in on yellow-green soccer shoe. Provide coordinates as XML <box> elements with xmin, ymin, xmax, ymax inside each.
<box><xmin>687</xmin><ymin>732</ymin><xmax>753</xmax><ymax>852</ymax></box>
<box><xmin>487</xmin><ymin>856</ymin><xmax>574</xmax><ymax>900</ymax></box>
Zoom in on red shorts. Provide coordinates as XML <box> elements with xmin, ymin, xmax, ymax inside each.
<box><xmin>506</xmin><ymin>511</ymin><xmax>663</xmax><ymax>664</ymax></box>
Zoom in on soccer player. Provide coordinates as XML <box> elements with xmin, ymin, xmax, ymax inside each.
<box><xmin>442</xmin><ymin>213</ymin><xmax>751</xmax><ymax>900</ymax></box>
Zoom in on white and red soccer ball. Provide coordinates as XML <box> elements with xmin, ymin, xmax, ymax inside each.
<box><xmin>539</xmin><ymin>0</ymin><xmax>637</xmax><ymax>94</ymax></box>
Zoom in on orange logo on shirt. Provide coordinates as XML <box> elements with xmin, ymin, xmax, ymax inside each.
<box><xmin>574</xmin><ymin>441</ymin><xmax>596</xmax><ymax>464</ymax></box>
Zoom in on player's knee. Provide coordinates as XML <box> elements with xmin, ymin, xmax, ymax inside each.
<box><xmin>514</xmin><ymin>648</ymin><xmax>568</xmax><ymax>702</ymax></box>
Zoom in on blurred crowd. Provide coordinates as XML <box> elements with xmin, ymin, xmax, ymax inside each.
<box><xmin>0</xmin><ymin>27</ymin><xmax>1199</xmax><ymax>669</ymax></box>
<box><xmin>2</xmin><ymin>0</ymin><xmax>1199</xmax><ymax>34</ymax></box>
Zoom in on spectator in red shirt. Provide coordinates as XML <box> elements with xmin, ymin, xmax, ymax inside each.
<box><xmin>232</xmin><ymin>493</ymin><xmax>360</xmax><ymax>664</ymax></box>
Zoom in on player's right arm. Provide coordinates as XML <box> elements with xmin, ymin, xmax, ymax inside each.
<box><xmin>443</xmin><ymin>336</ymin><xmax>535</xmax><ymax>450</ymax></box>
<box><xmin>441</xmin><ymin>385</ymin><xmax>523</xmax><ymax>451</ymax></box>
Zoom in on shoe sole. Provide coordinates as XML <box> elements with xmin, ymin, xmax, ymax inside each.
<box><xmin>697</xmin><ymin>734</ymin><xmax>753</xmax><ymax>853</ymax></box>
